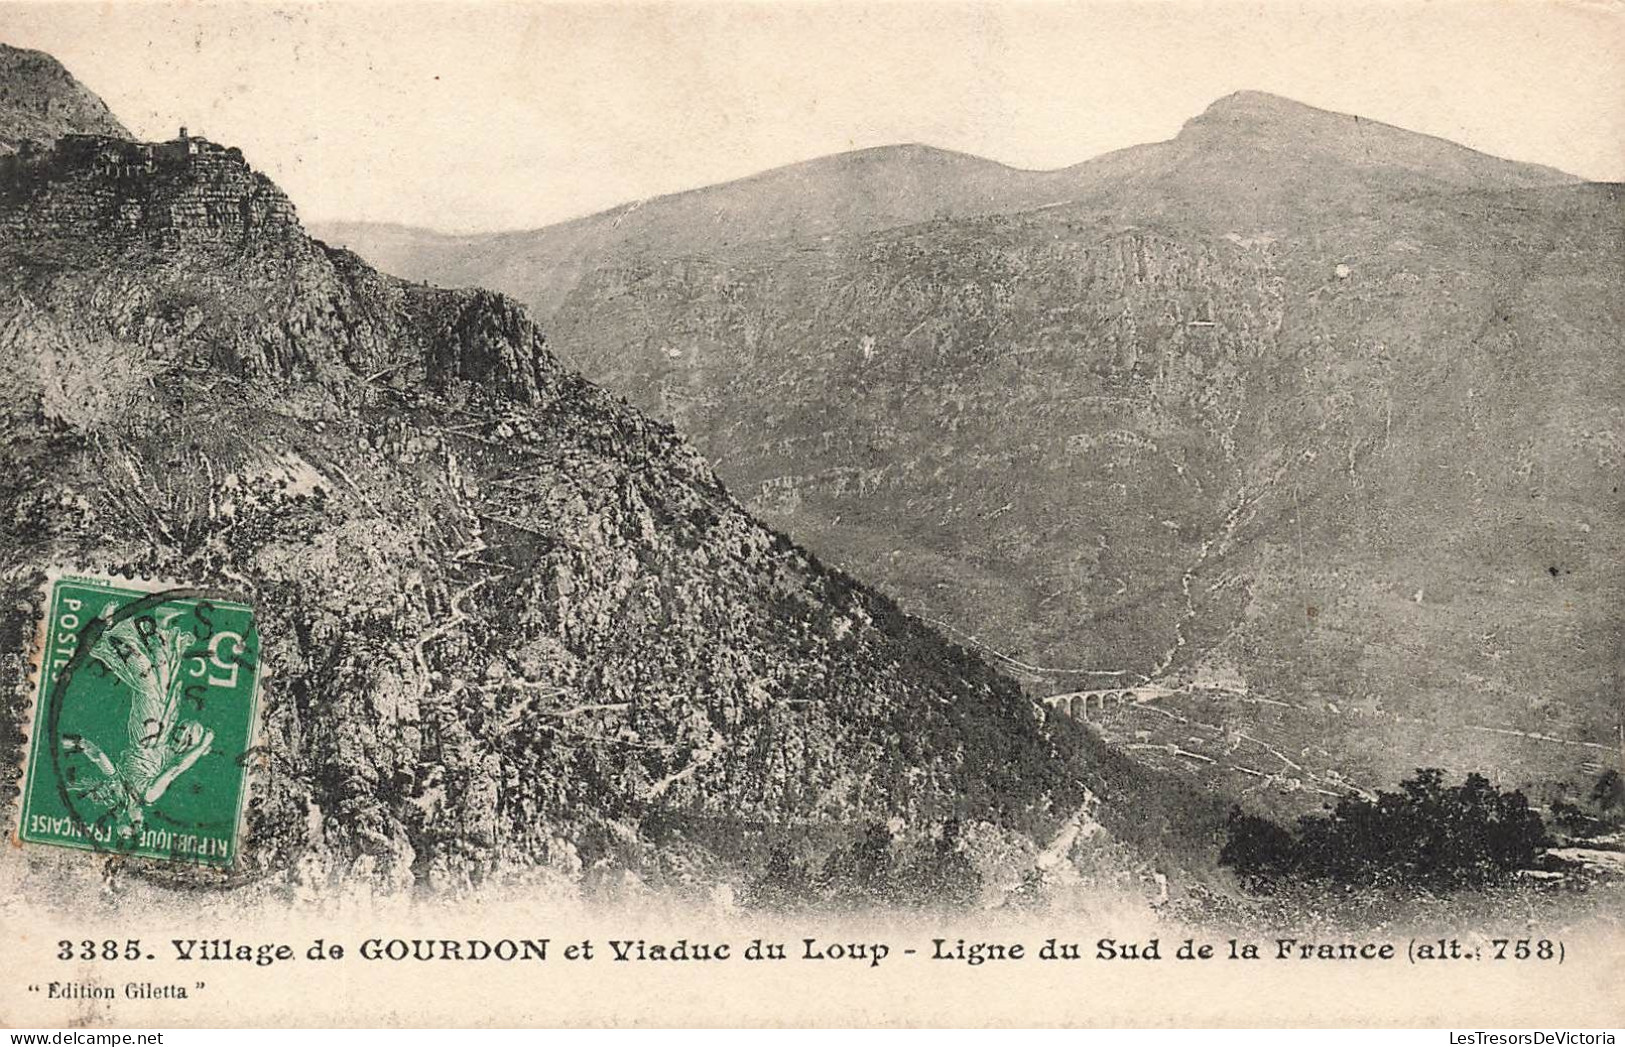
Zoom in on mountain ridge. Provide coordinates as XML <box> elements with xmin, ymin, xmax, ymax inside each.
<box><xmin>313</xmin><ymin>90</ymin><xmax>1580</xmax><ymax>323</ymax></box>
<box><xmin>319</xmin><ymin>90</ymin><xmax>1577</xmax><ymax>235</ymax></box>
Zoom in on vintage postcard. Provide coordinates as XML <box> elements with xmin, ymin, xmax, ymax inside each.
<box><xmin>0</xmin><ymin>0</ymin><xmax>1620</xmax><ymax>1030</ymax></box>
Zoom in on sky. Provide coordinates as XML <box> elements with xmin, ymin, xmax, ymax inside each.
<box><xmin>3</xmin><ymin>0</ymin><xmax>1622</xmax><ymax>233</ymax></box>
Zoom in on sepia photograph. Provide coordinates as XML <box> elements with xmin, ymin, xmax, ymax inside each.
<box><xmin>0</xmin><ymin>0</ymin><xmax>1621</xmax><ymax>1031</ymax></box>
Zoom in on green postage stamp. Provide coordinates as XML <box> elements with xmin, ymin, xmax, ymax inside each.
<box><xmin>16</xmin><ymin>574</ymin><xmax>262</xmax><ymax>866</ymax></box>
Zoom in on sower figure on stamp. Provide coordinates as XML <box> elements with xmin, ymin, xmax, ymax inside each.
<box><xmin>61</xmin><ymin>603</ymin><xmax>215</xmax><ymax>839</ymax></box>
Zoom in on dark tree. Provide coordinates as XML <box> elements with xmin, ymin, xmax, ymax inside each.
<box><xmin>1218</xmin><ymin>805</ymin><xmax>1298</xmax><ymax>890</ymax></box>
<box><xmin>901</xmin><ymin>817</ymin><xmax>983</xmax><ymax>908</ymax></box>
<box><xmin>1591</xmin><ymin>769</ymin><xmax>1623</xmax><ymax>813</ymax></box>
<box><xmin>816</xmin><ymin>822</ymin><xmax>898</xmax><ymax>904</ymax></box>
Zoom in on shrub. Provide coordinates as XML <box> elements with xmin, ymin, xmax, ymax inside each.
<box><xmin>1220</xmin><ymin>769</ymin><xmax>1551</xmax><ymax>893</ymax></box>
<box><xmin>743</xmin><ymin>819</ymin><xmax>983</xmax><ymax>910</ymax></box>
<box><xmin>1219</xmin><ymin>807</ymin><xmax>1299</xmax><ymax>890</ymax></box>
<box><xmin>898</xmin><ymin>817</ymin><xmax>983</xmax><ymax>909</ymax></box>
<box><xmin>1591</xmin><ymin>770</ymin><xmax>1623</xmax><ymax>814</ymax></box>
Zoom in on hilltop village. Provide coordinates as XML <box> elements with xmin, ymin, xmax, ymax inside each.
<box><xmin>0</xmin><ymin>126</ymin><xmax>299</xmax><ymax>240</ymax></box>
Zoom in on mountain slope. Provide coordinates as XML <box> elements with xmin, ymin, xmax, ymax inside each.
<box><xmin>378</xmin><ymin>92</ymin><xmax>1618</xmax><ymax>815</ymax></box>
<box><xmin>0</xmin><ymin>43</ymin><xmax>130</xmax><ymax>151</ymax></box>
<box><xmin>319</xmin><ymin>143</ymin><xmax>1093</xmax><ymax>317</ymax></box>
<box><xmin>315</xmin><ymin>92</ymin><xmax>1576</xmax><ymax>319</ymax></box>
<box><xmin>0</xmin><ymin>66</ymin><xmax>1208</xmax><ymax>897</ymax></box>
<box><xmin>1168</xmin><ymin>90</ymin><xmax>1576</xmax><ymax>191</ymax></box>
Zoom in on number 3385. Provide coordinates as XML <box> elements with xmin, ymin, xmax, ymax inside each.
<box><xmin>58</xmin><ymin>939</ymin><xmax>145</xmax><ymax>961</ymax></box>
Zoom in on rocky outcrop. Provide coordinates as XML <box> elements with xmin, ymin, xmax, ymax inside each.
<box><xmin>0</xmin><ymin>134</ymin><xmax>569</xmax><ymax>411</ymax></box>
<box><xmin>0</xmin><ymin>43</ymin><xmax>130</xmax><ymax>152</ymax></box>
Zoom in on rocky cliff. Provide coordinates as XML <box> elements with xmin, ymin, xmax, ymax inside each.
<box><xmin>0</xmin><ymin>134</ymin><xmax>299</xmax><ymax>244</ymax></box>
<box><xmin>0</xmin><ymin>43</ymin><xmax>130</xmax><ymax>151</ymax></box>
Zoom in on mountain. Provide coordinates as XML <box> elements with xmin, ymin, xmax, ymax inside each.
<box><xmin>318</xmin><ymin>143</ymin><xmax>1104</xmax><ymax>317</ymax></box>
<box><xmin>326</xmin><ymin>92</ymin><xmax>1621</xmax><ymax>815</ymax></box>
<box><xmin>0</xmin><ymin>50</ymin><xmax>1215</xmax><ymax>899</ymax></box>
<box><xmin>1152</xmin><ymin>90</ymin><xmax>1576</xmax><ymax>191</ymax></box>
<box><xmin>0</xmin><ymin>43</ymin><xmax>130</xmax><ymax>151</ymax></box>
<box><xmin>313</xmin><ymin>92</ymin><xmax>1577</xmax><ymax>319</ymax></box>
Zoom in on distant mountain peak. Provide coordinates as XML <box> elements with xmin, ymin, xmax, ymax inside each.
<box><xmin>757</xmin><ymin>142</ymin><xmax>1022</xmax><ymax>183</ymax></box>
<box><xmin>840</xmin><ymin>142</ymin><xmax>996</xmax><ymax>164</ymax></box>
<box><xmin>1203</xmin><ymin>89</ymin><xmax>1322</xmax><ymax>113</ymax></box>
<box><xmin>0</xmin><ymin>42</ymin><xmax>130</xmax><ymax>152</ymax></box>
<box><xmin>1175</xmin><ymin>87</ymin><xmax>1576</xmax><ymax>186</ymax></box>
<box><xmin>1182</xmin><ymin>90</ymin><xmax>1381</xmax><ymax>136</ymax></box>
